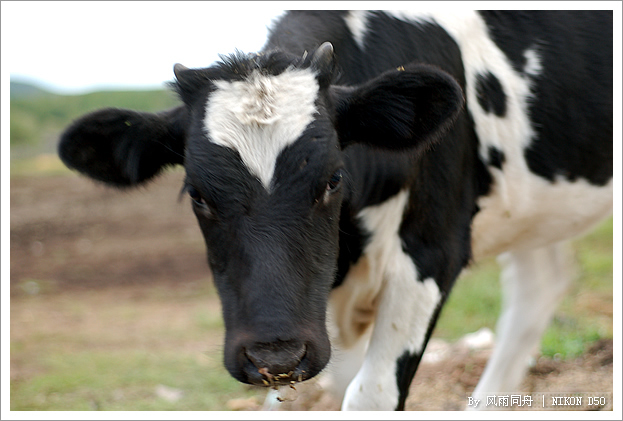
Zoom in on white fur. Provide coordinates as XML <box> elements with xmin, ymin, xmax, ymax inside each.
<box><xmin>326</xmin><ymin>190</ymin><xmax>442</xmax><ymax>410</ymax></box>
<box><xmin>472</xmin><ymin>176</ymin><xmax>613</xmax><ymax>259</ymax></box>
<box><xmin>358</xmin><ymin>192</ymin><xmax>441</xmax><ymax>357</ymax></box>
<box><xmin>344</xmin><ymin>11</ymin><xmax>369</xmax><ymax>50</ymax></box>
<box><xmin>523</xmin><ymin>46</ymin><xmax>543</xmax><ymax>76</ymax></box>
<box><xmin>341</xmin><ymin>276</ymin><xmax>440</xmax><ymax>410</ymax></box>
<box><xmin>204</xmin><ymin>68</ymin><xmax>319</xmax><ymax>189</ymax></box>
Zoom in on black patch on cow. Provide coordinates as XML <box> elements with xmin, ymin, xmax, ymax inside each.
<box><xmin>487</xmin><ymin>146</ymin><xmax>506</xmax><ymax>169</ymax></box>
<box><xmin>333</xmin><ymin>203</ymin><xmax>370</xmax><ymax>289</ymax></box>
<box><xmin>479</xmin><ymin>11</ymin><xmax>613</xmax><ymax>186</ymax></box>
<box><xmin>475</xmin><ymin>72</ymin><xmax>507</xmax><ymax>117</ymax></box>
<box><xmin>474</xmin><ymin>153</ymin><xmax>493</xmax><ymax>198</ymax></box>
<box><xmin>468</xmin><ymin>112</ymin><xmax>495</xmax><ymax>200</ymax></box>
<box><xmin>332</xmin><ymin>146</ymin><xmax>411</xmax><ymax>289</ymax></box>
<box><xmin>523</xmin><ymin>134</ymin><xmax>613</xmax><ymax>186</ymax></box>
<box><xmin>395</xmin><ymin>350</ymin><xmax>422</xmax><ymax>410</ymax></box>
<box><xmin>395</xmin><ymin>111</ymin><xmax>477</xmax><ymax>292</ymax></box>
<box><xmin>394</xmin><ymin>298</ymin><xmax>445</xmax><ymax>410</ymax></box>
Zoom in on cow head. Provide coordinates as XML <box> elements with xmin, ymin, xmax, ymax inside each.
<box><xmin>58</xmin><ymin>43</ymin><xmax>463</xmax><ymax>386</ymax></box>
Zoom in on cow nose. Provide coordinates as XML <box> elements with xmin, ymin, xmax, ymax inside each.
<box><xmin>244</xmin><ymin>340</ymin><xmax>307</xmax><ymax>385</ymax></box>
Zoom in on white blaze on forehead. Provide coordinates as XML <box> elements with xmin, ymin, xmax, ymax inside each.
<box><xmin>204</xmin><ymin>68</ymin><xmax>319</xmax><ymax>189</ymax></box>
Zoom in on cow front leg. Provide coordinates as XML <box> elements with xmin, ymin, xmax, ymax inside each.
<box><xmin>341</xmin><ymin>251</ymin><xmax>444</xmax><ymax>410</ymax></box>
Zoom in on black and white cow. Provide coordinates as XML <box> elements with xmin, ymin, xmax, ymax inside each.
<box><xmin>58</xmin><ymin>10</ymin><xmax>613</xmax><ymax>410</ymax></box>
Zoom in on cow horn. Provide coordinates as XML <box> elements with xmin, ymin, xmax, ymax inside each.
<box><xmin>174</xmin><ymin>63</ymin><xmax>189</xmax><ymax>80</ymax></box>
<box><xmin>311</xmin><ymin>42</ymin><xmax>335</xmax><ymax>85</ymax></box>
<box><xmin>311</xmin><ymin>42</ymin><xmax>334</xmax><ymax>68</ymax></box>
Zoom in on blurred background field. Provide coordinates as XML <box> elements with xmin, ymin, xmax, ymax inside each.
<box><xmin>8</xmin><ymin>81</ymin><xmax>614</xmax><ymax>411</ymax></box>
<box><xmin>10</xmin><ymin>80</ymin><xmax>181</xmax><ymax>162</ymax></box>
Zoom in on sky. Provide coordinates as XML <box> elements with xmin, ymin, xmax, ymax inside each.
<box><xmin>2</xmin><ymin>1</ymin><xmax>285</xmax><ymax>94</ymax></box>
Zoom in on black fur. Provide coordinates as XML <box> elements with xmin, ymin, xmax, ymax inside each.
<box><xmin>488</xmin><ymin>146</ymin><xmax>506</xmax><ymax>170</ymax></box>
<box><xmin>332</xmin><ymin>65</ymin><xmax>464</xmax><ymax>151</ymax></box>
<box><xmin>475</xmin><ymin>72</ymin><xmax>507</xmax><ymax>117</ymax></box>
<box><xmin>480</xmin><ymin>11</ymin><xmax>613</xmax><ymax>185</ymax></box>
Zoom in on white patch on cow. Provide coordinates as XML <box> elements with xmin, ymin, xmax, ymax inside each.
<box><xmin>523</xmin><ymin>46</ymin><xmax>543</xmax><ymax>77</ymax></box>
<box><xmin>383</xmin><ymin>10</ymin><xmax>613</xmax><ymax>259</ymax></box>
<box><xmin>472</xmin><ymin>176</ymin><xmax>613</xmax><ymax>259</ymax></box>
<box><xmin>344</xmin><ymin>10</ymin><xmax>369</xmax><ymax>50</ymax></box>
<box><xmin>329</xmin><ymin>190</ymin><xmax>442</xmax><ymax>410</ymax></box>
<box><xmin>341</xmin><ymin>276</ymin><xmax>442</xmax><ymax>410</ymax></box>
<box><xmin>357</xmin><ymin>192</ymin><xmax>441</xmax><ymax>357</ymax></box>
<box><xmin>204</xmin><ymin>68</ymin><xmax>319</xmax><ymax>189</ymax></box>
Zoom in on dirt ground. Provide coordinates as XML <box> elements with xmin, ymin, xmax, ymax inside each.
<box><xmin>9</xmin><ymin>171</ymin><xmax>614</xmax><ymax>411</ymax></box>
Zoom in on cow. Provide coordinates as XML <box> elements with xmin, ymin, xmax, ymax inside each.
<box><xmin>57</xmin><ymin>10</ymin><xmax>613</xmax><ymax>410</ymax></box>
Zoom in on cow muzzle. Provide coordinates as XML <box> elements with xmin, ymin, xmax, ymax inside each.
<box><xmin>242</xmin><ymin>340</ymin><xmax>308</xmax><ymax>386</ymax></box>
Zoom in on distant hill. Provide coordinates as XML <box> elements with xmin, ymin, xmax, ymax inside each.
<box><xmin>10</xmin><ymin>81</ymin><xmax>181</xmax><ymax>158</ymax></box>
<box><xmin>10</xmin><ymin>80</ymin><xmax>54</xmax><ymax>99</ymax></box>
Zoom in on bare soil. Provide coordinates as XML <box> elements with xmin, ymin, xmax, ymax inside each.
<box><xmin>9</xmin><ymin>172</ymin><xmax>614</xmax><ymax>411</ymax></box>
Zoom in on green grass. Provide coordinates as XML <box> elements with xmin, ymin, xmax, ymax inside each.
<box><xmin>11</xmin><ymin>350</ymin><xmax>259</xmax><ymax>411</ymax></box>
<box><xmin>10</xmin><ymin>283</ymin><xmax>266</xmax><ymax>411</ymax></box>
<box><xmin>434</xmin><ymin>217</ymin><xmax>613</xmax><ymax>359</ymax></box>
<box><xmin>433</xmin><ymin>259</ymin><xmax>502</xmax><ymax>340</ymax></box>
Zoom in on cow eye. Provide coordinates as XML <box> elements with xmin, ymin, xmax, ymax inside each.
<box><xmin>186</xmin><ymin>186</ymin><xmax>207</xmax><ymax>207</ymax></box>
<box><xmin>326</xmin><ymin>169</ymin><xmax>343</xmax><ymax>192</ymax></box>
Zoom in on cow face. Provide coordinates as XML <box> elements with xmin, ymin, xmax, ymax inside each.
<box><xmin>58</xmin><ymin>43</ymin><xmax>463</xmax><ymax>386</ymax></box>
<box><xmin>176</xmin><ymin>48</ymin><xmax>346</xmax><ymax>385</ymax></box>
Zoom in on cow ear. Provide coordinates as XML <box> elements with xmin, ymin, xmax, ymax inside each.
<box><xmin>58</xmin><ymin>105</ymin><xmax>187</xmax><ymax>187</ymax></box>
<box><xmin>332</xmin><ymin>65</ymin><xmax>464</xmax><ymax>151</ymax></box>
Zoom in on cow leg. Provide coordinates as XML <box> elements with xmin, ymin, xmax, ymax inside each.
<box><xmin>317</xmin><ymin>326</ymin><xmax>372</xmax><ymax>403</ymax></box>
<box><xmin>340</xmin><ymin>251</ymin><xmax>443</xmax><ymax>410</ymax></box>
<box><xmin>320</xmin><ymin>253</ymin><xmax>378</xmax><ymax>403</ymax></box>
<box><xmin>470</xmin><ymin>242</ymin><xmax>573</xmax><ymax>408</ymax></box>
